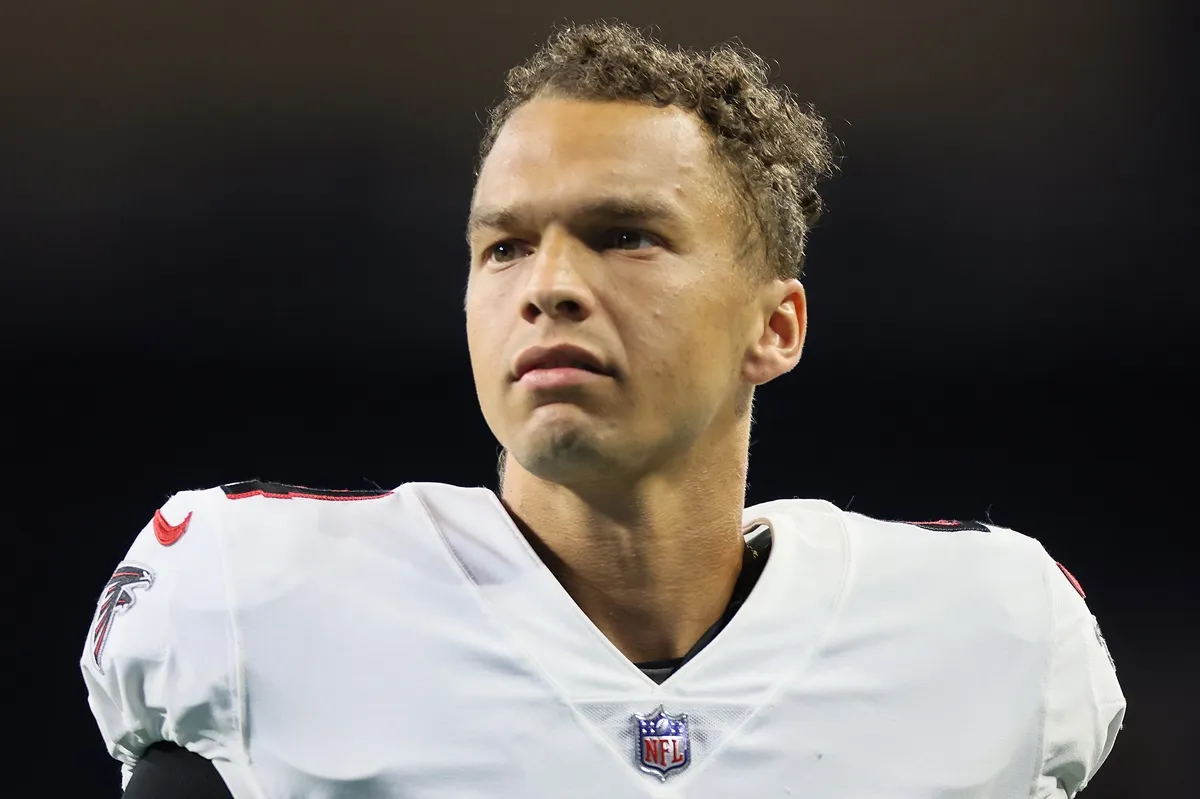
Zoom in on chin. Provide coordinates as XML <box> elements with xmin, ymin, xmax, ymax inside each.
<box><xmin>512</xmin><ymin>418</ymin><xmax>611</xmax><ymax>483</ymax></box>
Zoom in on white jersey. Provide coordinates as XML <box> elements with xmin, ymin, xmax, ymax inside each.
<box><xmin>82</xmin><ymin>481</ymin><xmax>1125</xmax><ymax>798</ymax></box>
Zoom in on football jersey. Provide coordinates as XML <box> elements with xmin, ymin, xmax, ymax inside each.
<box><xmin>82</xmin><ymin>481</ymin><xmax>1125</xmax><ymax>798</ymax></box>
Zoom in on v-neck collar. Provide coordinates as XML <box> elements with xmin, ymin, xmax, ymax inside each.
<box><xmin>410</xmin><ymin>484</ymin><xmax>851</xmax><ymax>700</ymax></box>
<box><xmin>635</xmin><ymin>523</ymin><xmax>773</xmax><ymax>683</ymax></box>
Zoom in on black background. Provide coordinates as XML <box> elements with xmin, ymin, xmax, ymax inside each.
<box><xmin>5</xmin><ymin>1</ymin><xmax>1196</xmax><ymax>795</ymax></box>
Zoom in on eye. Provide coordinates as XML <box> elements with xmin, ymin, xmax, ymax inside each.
<box><xmin>483</xmin><ymin>240</ymin><xmax>532</xmax><ymax>265</ymax></box>
<box><xmin>602</xmin><ymin>229</ymin><xmax>661</xmax><ymax>252</ymax></box>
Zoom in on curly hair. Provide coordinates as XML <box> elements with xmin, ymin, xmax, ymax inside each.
<box><xmin>477</xmin><ymin>21</ymin><xmax>835</xmax><ymax>279</ymax></box>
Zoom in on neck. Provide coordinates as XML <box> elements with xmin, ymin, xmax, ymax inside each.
<box><xmin>500</xmin><ymin>427</ymin><xmax>750</xmax><ymax>664</ymax></box>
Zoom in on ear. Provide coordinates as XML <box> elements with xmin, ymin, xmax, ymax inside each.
<box><xmin>742</xmin><ymin>279</ymin><xmax>807</xmax><ymax>386</ymax></box>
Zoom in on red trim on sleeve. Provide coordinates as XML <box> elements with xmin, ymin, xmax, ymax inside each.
<box><xmin>1056</xmin><ymin>562</ymin><xmax>1086</xmax><ymax>598</ymax></box>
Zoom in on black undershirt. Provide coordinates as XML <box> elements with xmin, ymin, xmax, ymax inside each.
<box><xmin>120</xmin><ymin>526</ymin><xmax>773</xmax><ymax>797</ymax></box>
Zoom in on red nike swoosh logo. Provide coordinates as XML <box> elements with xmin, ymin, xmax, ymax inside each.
<box><xmin>153</xmin><ymin>509</ymin><xmax>193</xmax><ymax>546</ymax></box>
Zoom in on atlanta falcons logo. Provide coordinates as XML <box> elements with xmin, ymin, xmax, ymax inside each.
<box><xmin>90</xmin><ymin>563</ymin><xmax>154</xmax><ymax>673</ymax></box>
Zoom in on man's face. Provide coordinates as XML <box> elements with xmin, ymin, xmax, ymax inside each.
<box><xmin>466</xmin><ymin>97</ymin><xmax>788</xmax><ymax>484</ymax></box>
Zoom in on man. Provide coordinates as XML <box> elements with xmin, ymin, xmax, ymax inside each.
<box><xmin>83</xmin><ymin>21</ymin><xmax>1125</xmax><ymax>798</ymax></box>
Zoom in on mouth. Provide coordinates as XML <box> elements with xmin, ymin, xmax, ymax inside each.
<box><xmin>512</xmin><ymin>344</ymin><xmax>613</xmax><ymax>383</ymax></box>
<box><xmin>516</xmin><ymin>367</ymin><xmax>607</xmax><ymax>391</ymax></box>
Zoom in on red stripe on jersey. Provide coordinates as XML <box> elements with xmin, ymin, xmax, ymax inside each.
<box><xmin>1056</xmin><ymin>562</ymin><xmax>1086</xmax><ymax>598</ymax></box>
<box><xmin>221</xmin><ymin>481</ymin><xmax>393</xmax><ymax>502</ymax></box>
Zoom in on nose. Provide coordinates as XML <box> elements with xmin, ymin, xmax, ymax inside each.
<box><xmin>520</xmin><ymin>230</ymin><xmax>594</xmax><ymax>325</ymax></box>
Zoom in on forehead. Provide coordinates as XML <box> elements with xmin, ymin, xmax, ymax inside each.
<box><xmin>473</xmin><ymin>98</ymin><xmax>723</xmax><ymax>222</ymax></box>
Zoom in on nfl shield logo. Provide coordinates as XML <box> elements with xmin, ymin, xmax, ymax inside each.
<box><xmin>633</xmin><ymin>705</ymin><xmax>691</xmax><ymax>780</ymax></box>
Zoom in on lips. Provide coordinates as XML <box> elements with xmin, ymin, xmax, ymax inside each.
<box><xmin>513</xmin><ymin>344</ymin><xmax>611</xmax><ymax>381</ymax></box>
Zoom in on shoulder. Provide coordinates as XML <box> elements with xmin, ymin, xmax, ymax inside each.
<box><xmin>142</xmin><ymin>479</ymin><xmax>508</xmax><ymax>601</ymax></box>
<box><xmin>80</xmin><ymin>479</ymin><xmax>485</xmax><ymax>774</ymax></box>
<box><xmin>80</xmin><ymin>485</ymin><xmax>240</xmax><ymax>772</ymax></box>
<box><xmin>92</xmin><ymin>479</ymin><xmax>406</xmax><ymax>590</ymax></box>
<box><xmin>86</xmin><ymin>485</ymin><xmax>233</xmax><ymax>666</ymax></box>
<box><xmin>755</xmin><ymin>499</ymin><xmax>1126</xmax><ymax>792</ymax></box>
<box><xmin>153</xmin><ymin>479</ymin><xmax>429</xmax><ymax>552</ymax></box>
<box><xmin>752</xmin><ymin>496</ymin><xmax>1046</xmax><ymax>565</ymax></box>
<box><xmin>81</xmin><ymin>479</ymin><xmax>409</xmax><ymax>688</ymax></box>
<box><xmin>82</xmin><ymin>483</ymin><xmax>235</xmax><ymax>668</ymax></box>
<box><xmin>204</xmin><ymin>478</ymin><xmax>495</xmax><ymax>545</ymax></box>
<box><xmin>842</xmin><ymin>508</ymin><xmax>1053</xmax><ymax>582</ymax></box>
<box><xmin>758</xmin><ymin>498</ymin><xmax>1065</xmax><ymax>631</ymax></box>
<box><xmin>130</xmin><ymin>479</ymin><xmax>457</xmax><ymax>586</ymax></box>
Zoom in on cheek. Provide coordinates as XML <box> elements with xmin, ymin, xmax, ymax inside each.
<box><xmin>622</xmin><ymin>313</ymin><xmax>719</xmax><ymax>406</ymax></box>
<box><xmin>465</xmin><ymin>288</ymin><xmax>503</xmax><ymax>377</ymax></box>
<box><xmin>649</xmin><ymin>303</ymin><xmax>747</xmax><ymax>403</ymax></box>
<box><xmin>630</xmin><ymin>281</ymin><xmax>742</xmax><ymax>362</ymax></box>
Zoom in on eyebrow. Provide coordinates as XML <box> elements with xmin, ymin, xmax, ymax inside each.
<box><xmin>466</xmin><ymin>196</ymin><xmax>681</xmax><ymax>240</ymax></box>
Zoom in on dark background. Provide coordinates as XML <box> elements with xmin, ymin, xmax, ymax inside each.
<box><xmin>5</xmin><ymin>1</ymin><xmax>1196</xmax><ymax>795</ymax></box>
